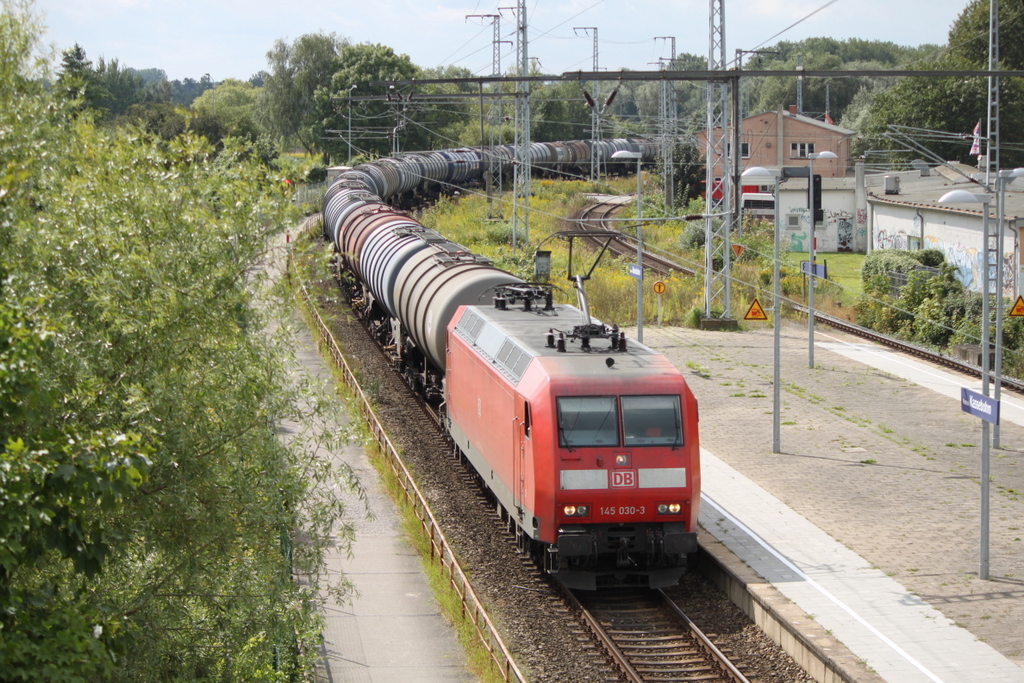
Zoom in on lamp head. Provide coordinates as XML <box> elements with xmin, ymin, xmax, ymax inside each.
<box><xmin>808</xmin><ymin>150</ymin><xmax>838</xmax><ymax>161</ymax></box>
<box><xmin>938</xmin><ymin>189</ymin><xmax>991</xmax><ymax>205</ymax></box>
<box><xmin>741</xmin><ymin>166</ymin><xmax>779</xmax><ymax>180</ymax></box>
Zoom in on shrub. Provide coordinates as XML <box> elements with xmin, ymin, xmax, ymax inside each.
<box><xmin>860</xmin><ymin>249</ymin><xmax>924</xmax><ymax>282</ymax></box>
<box><xmin>914</xmin><ymin>248</ymin><xmax>945</xmax><ymax>267</ymax></box>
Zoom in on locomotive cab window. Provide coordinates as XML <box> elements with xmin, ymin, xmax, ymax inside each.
<box><xmin>622</xmin><ymin>396</ymin><xmax>683</xmax><ymax>447</ymax></box>
<box><xmin>557</xmin><ymin>397</ymin><xmax>619</xmax><ymax>448</ymax></box>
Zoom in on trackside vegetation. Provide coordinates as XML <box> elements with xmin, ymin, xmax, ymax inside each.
<box><xmin>415</xmin><ymin>177</ymin><xmax>845</xmax><ymax>328</ymax></box>
<box><xmin>0</xmin><ymin>3</ymin><xmax>354</xmax><ymax>680</ymax></box>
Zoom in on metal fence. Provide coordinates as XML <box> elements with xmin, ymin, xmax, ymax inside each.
<box><xmin>293</xmin><ymin>251</ymin><xmax>526</xmax><ymax>683</ymax></box>
<box><xmin>293</xmin><ymin>182</ymin><xmax>327</xmax><ymax>209</ymax></box>
<box><xmin>888</xmin><ymin>265</ymin><xmax>941</xmax><ymax>297</ymax></box>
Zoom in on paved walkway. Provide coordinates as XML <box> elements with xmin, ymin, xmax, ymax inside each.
<box><xmin>268</xmin><ymin>237</ymin><xmax>474</xmax><ymax>683</ymax></box>
<box><xmin>638</xmin><ymin>322</ymin><xmax>1024</xmax><ymax>683</ymax></box>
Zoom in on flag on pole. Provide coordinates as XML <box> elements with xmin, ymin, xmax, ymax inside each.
<box><xmin>824</xmin><ymin>112</ymin><xmax>834</xmax><ymax>125</ymax></box>
<box><xmin>969</xmin><ymin>121</ymin><xmax>982</xmax><ymax>156</ymax></box>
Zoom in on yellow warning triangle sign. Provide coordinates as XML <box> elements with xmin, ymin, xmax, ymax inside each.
<box><xmin>1010</xmin><ymin>295</ymin><xmax>1024</xmax><ymax>317</ymax></box>
<box><xmin>744</xmin><ymin>299</ymin><xmax>769</xmax><ymax>321</ymax></box>
<box><xmin>731</xmin><ymin>243</ymin><xmax>746</xmax><ymax>258</ymax></box>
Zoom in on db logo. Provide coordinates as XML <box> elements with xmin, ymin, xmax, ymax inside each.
<box><xmin>611</xmin><ymin>470</ymin><xmax>636</xmax><ymax>488</ymax></box>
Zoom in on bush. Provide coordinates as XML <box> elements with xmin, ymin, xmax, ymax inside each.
<box><xmin>679</xmin><ymin>220</ymin><xmax>705</xmax><ymax>249</ymax></box>
<box><xmin>860</xmin><ymin>249</ymin><xmax>924</xmax><ymax>282</ymax></box>
<box><xmin>914</xmin><ymin>248</ymin><xmax>945</xmax><ymax>267</ymax></box>
<box><xmin>306</xmin><ymin>165</ymin><xmax>328</xmax><ymax>182</ymax></box>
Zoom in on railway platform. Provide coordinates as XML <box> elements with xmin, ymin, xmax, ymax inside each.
<box><xmin>642</xmin><ymin>322</ymin><xmax>1024</xmax><ymax>683</ymax></box>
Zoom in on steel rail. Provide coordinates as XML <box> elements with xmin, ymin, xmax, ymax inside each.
<box><xmin>577</xmin><ymin>200</ymin><xmax>696</xmax><ymax>277</ymax></box>
<box><xmin>799</xmin><ymin>304</ymin><xmax>1024</xmax><ymax>395</ymax></box>
<box><xmin>564</xmin><ymin>586</ymin><xmax>753</xmax><ymax>683</ymax></box>
<box><xmin>657</xmin><ymin>589</ymin><xmax>751</xmax><ymax>683</ymax></box>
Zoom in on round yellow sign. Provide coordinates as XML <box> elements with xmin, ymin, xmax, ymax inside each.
<box><xmin>653</xmin><ymin>281</ymin><xmax>666</xmax><ymax>294</ymax></box>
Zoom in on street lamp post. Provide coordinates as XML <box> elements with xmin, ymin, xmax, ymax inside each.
<box><xmin>743</xmin><ymin>165</ymin><xmax>783</xmax><ymax>453</ymax></box>
<box><xmin>612</xmin><ymin>150</ymin><xmax>644</xmax><ymax>342</ymax></box>
<box><xmin>939</xmin><ymin>189</ymin><xmax>993</xmax><ymax>580</ymax></box>
<box><xmin>806</xmin><ymin>150</ymin><xmax>837</xmax><ymax>368</ymax></box>
<box><xmin>347</xmin><ymin>85</ymin><xmax>358</xmax><ymax>165</ymax></box>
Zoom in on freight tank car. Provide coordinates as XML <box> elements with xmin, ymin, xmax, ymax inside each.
<box><xmin>322</xmin><ymin>137</ymin><xmax>698</xmax><ymax>589</ymax></box>
<box><xmin>444</xmin><ymin>286</ymin><xmax>700</xmax><ymax>590</ymax></box>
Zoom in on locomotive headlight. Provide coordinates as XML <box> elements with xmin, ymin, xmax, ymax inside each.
<box><xmin>658</xmin><ymin>503</ymin><xmax>683</xmax><ymax>515</ymax></box>
<box><xmin>563</xmin><ymin>505</ymin><xmax>590</xmax><ymax>517</ymax></box>
<box><xmin>614</xmin><ymin>454</ymin><xmax>630</xmax><ymax>467</ymax></box>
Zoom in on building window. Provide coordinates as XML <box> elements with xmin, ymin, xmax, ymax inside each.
<box><xmin>726</xmin><ymin>142</ymin><xmax>751</xmax><ymax>158</ymax></box>
<box><xmin>790</xmin><ymin>142</ymin><xmax>815</xmax><ymax>159</ymax></box>
<box><xmin>786</xmin><ymin>214</ymin><xmax>801</xmax><ymax>229</ymax></box>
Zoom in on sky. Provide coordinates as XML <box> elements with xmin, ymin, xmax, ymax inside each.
<box><xmin>36</xmin><ymin>0</ymin><xmax>972</xmax><ymax>82</ymax></box>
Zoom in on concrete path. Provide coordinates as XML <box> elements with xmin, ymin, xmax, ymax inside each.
<box><xmin>268</xmin><ymin>236</ymin><xmax>475</xmax><ymax>683</ymax></box>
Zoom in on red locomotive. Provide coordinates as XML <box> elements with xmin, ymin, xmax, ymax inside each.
<box><xmin>444</xmin><ymin>285</ymin><xmax>700</xmax><ymax>589</ymax></box>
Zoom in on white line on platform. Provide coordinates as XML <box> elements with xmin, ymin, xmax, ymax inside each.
<box><xmin>701</xmin><ymin>492</ymin><xmax>946</xmax><ymax>683</ymax></box>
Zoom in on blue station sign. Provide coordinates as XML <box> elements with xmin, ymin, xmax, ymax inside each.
<box><xmin>629</xmin><ymin>263</ymin><xmax>643</xmax><ymax>280</ymax></box>
<box><xmin>961</xmin><ymin>387</ymin><xmax>1000</xmax><ymax>425</ymax></box>
<box><xmin>800</xmin><ymin>261</ymin><xmax>827</xmax><ymax>279</ymax></box>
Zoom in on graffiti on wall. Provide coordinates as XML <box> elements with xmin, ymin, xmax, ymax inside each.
<box><xmin>875</xmin><ymin>228</ymin><xmax>909</xmax><ymax>251</ymax></box>
<box><xmin>827</xmin><ymin>209</ymin><xmax>855</xmax><ymax>252</ymax></box>
<box><xmin>920</xmin><ymin>235</ymin><xmax>1015</xmax><ymax>294</ymax></box>
<box><xmin>855</xmin><ymin>209</ymin><xmax>868</xmax><ymax>242</ymax></box>
<box><xmin>786</xmin><ymin>206</ymin><xmax>809</xmax><ymax>252</ymax></box>
<box><xmin>789</xmin><ymin>230</ymin><xmax>809</xmax><ymax>251</ymax></box>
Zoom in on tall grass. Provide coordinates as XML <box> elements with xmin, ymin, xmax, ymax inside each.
<box><xmin>420</xmin><ymin>177</ymin><xmax>853</xmax><ymax>329</ymax></box>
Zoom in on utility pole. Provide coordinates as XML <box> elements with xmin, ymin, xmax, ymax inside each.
<box><xmin>656</xmin><ymin>37</ymin><xmax>676</xmax><ymax>209</ymax></box>
<box><xmin>703</xmin><ymin>0</ymin><xmax>735</xmax><ymax>327</ymax></box>
<box><xmin>575</xmin><ymin>27</ymin><xmax>601</xmax><ymax>181</ymax></box>
<box><xmin>511</xmin><ymin>0</ymin><xmax>530</xmax><ymax>247</ymax></box>
<box><xmin>387</xmin><ymin>85</ymin><xmax>405</xmax><ymax>156</ymax></box>
<box><xmin>796</xmin><ymin>55</ymin><xmax>804</xmax><ymax>115</ymax></box>
<box><xmin>986</xmin><ymin>0</ymin><xmax>999</xmax><ymax>185</ymax></box>
<box><xmin>468</xmin><ymin>13</ymin><xmax>504</xmax><ymax>217</ymax></box>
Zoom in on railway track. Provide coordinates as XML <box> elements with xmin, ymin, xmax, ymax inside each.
<box><xmin>797</xmin><ymin>303</ymin><xmax>1024</xmax><ymax>395</ymax></box>
<box><xmin>568</xmin><ymin>588</ymin><xmax>751</xmax><ymax>683</ymax></box>
<box><xmin>575</xmin><ymin>198</ymin><xmax>696</xmax><ymax>277</ymax></box>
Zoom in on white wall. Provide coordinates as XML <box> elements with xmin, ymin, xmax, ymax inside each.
<box><xmin>778</xmin><ymin>185</ymin><xmax>861</xmax><ymax>252</ymax></box>
<box><xmin>870</xmin><ymin>202</ymin><xmax>1016</xmax><ymax>294</ymax></box>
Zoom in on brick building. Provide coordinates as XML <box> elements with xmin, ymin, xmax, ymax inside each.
<box><xmin>697</xmin><ymin>105</ymin><xmax>856</xmax><ymax>179</ymax></box>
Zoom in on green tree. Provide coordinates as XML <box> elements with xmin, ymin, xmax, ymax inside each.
<box><xmin>858</xmin><ymin>0</ymin><xmax>1024</xmax><ymax>166</ymax></box>
<box><xmin>191</xmin><ymin>77</ymin><xmax>260</xmax><ymax>139</ymax></box>
<box><xmin>407</xmin><ymin>64</ymin><xmax>478</xmax><ymax>150</ymax></box>
<box><xmin>316</xmin><ymin>42</ymin><xmax>419</xmax><ymax>160</ymax></box>
<box><xmin>56</xmin><ymin>43</ymin><xmax>92</xmax><ymax>103</ymax></box>
<box><xmin>531</xmin><ymin>80</ymin><xmax>592</xmax><ymax>143</ymax></box>
<box><xmin>88</xmin><ymin>57</ymin><xmax>149</xmax><ymax>119</ymax></box>
<box><xmin>1</xmin><ymin>4</ymin><xmax>354</xmax><ymax>679</ymax></box>
<box><xmin>256</xmin><ymin>32</ymin><xmax>348</xmax><ymax>157</ymax></box>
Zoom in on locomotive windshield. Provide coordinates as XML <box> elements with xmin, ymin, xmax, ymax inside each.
<box><xmin>557</xmin><ymin>395</ymin><xmax>683</xmax><ymax>448</ymax></box>
<box><xmin>557</xmin><ymin>397</ymin><xmax>619</xmax><ymax>447</ymax></box>
<box><xmin>622</xmin><ymin>395</ymin><xmax>683</xmax><ymax>447</ymax></box>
